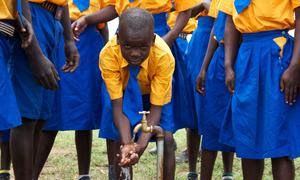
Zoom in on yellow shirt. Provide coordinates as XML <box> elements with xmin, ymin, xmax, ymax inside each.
<box><xmin>69</xmin><ymin>0</ymin><xmax>115</xmax><ymax>20</ymax></box>
<box><xmin>207</xmin><ymin>0</ymin><xmax>219</xmax><ymax>18</ymax></box>
<box><xmin>99</xmin><ymin>35</ymin><xmax>175</xmax><ymax>106</ymax></box>
<box><xmin>29</xmin><ymin>0</ymin><xmax>68</xmax><ymax>6</ymax></box>
<box><xmin>0</xmin><ymin>0</ymin><xmax>16</xmax><ymax>20</ymax></box>
<box><xmin>218</xmin><ymin>0</ymin><xmax>300</xmax><ymax>33</ymax></box>
<box><xmin>167</xmin><ymin>11</ymin><xmax>197</xmax><ymax>33</ymax></box>
<box><xmin>114</xmin><ymin>0</ymin><xmax>200</xmax><ymax>15</ymax></box>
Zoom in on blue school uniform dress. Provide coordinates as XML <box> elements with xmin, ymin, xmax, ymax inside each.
<box><xmin>185</xmin><ymin>11</ymin><xmax>214</xmax><ymax>132</ymax></box>
<box><xmin>12</xmin><ymin>0</ymin><xmax>66</xmax><ymax>121</ymax></box>
<box><xmin>44</xmin><ymin>0</ymin><xmax>110</xmax><ymax>130</ymax></box>
<box><xmin>219</xmin><ymin>0</ymin><xmax>300</xmax><ymax>159</ymax></box>
<box><xmin>0</xmin><ymin>0</ymin><xmax>22</xmax><ymax>130</ymax></box>
<box><xmin>99</xmin><ymin>35</ymin><xmax>175</xmax><ymax>140</ymax></box>
<box><xmin>201</xmin><ymin>11</ymin><xmax>234</xmax><ymax>152</ymax></box>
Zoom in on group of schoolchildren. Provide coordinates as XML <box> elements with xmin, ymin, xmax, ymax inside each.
<box><xmin>1</xmin><ymin>0</ymin><xmax>300</xmax><ymax>180</ymax></box>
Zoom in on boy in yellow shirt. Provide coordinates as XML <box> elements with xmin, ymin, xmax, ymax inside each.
<box><xmin>99</xmin><ymin>8</ymin><xmax>175</xmax><ymax>179</ymax></box>
<box><xmin>220</xmin><ymin>0</ymin><xmax>300</xmax><ymax>179</ymax></box>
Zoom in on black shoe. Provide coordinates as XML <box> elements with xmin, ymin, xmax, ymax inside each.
<box><xmin>187</xmin><ymin>172</ymin><xmax>198</xmax><ymax>180</ymax></box>
<box><xmin>0</xmin><ymin>173</ymin><xmax>10</xmax><ymax>180</ymax></box>
<box><xmin>78</xmin><ymin>176</ymin><xmax>90</xmax><ymax>180</ymax></box>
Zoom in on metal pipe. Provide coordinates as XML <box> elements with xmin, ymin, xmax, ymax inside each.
<box><xmin>132</xmin><ymin>111</ymin><xmax>165</xmax><ymax>180</ymax></box>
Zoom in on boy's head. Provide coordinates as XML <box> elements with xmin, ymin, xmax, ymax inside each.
<box><xmin>117</xmin><ymin>8</ymin><xmax>156</xmax><ymax>66</ymax></box>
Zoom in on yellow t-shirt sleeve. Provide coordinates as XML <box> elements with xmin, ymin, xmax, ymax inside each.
<box><xmin>174</xmin><ymin>0</ymin><xmax>201</xmax><ymax>12</ymax></box>
<box><xmin>218</xmin><ymin>0</ymin><xmax>233</xmax><ymax>16</ymax></box>
<box><xmin>208</xmin><ymin>0</ymin><xmax>218</xmax><ymax>18</ymax></box>
<box><xmin>150</xmin><ymin>53</ymin><xmax>175</xmax><ymax>106</ymax></box>
<box><xmin>99</xmin><ymin>46</ymin><xmax>123</xmax><ymax>100</ymax></box>
<box><xmin>292</xmin><ymin>0</ymin><xmax>300</xmax><ymax>9</ymax></box>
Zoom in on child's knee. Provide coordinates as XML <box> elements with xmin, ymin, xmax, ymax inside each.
<box><xmin>163</xmin><ymin>132</ymin><xmax>175</xmax><ymax>151</ymax></box>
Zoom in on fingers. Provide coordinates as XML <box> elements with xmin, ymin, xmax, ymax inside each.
<box><xmin>285</xmin><ymin>86</ymin><xmax>297</xmax><ymax>105</ymax></box>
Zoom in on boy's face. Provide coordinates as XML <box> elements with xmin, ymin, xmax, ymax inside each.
<box><xmin>118</xmin><ymin>28</ymin><xmax>155</xmax><ymax>66</ymax></box>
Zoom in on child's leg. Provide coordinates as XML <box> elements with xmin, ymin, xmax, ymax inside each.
<box><xmin>163</xmin><ymin>132</ymin><xmax>175</xmax><ymax>180</ymax></box>
<box><xmin>241</xmin><ymin>158</ymin><xmax>264</xmax><ymax>180</ymax></box>
<box><xmin>222</xmin><ymin>152</ymin><xmax>234</xmax><ymax>175</ymax></box>
<box><xmin>75</xmin><ymin>130</ymin><xmax>92</xmax><ymax>176</ymax></box>
<box><xmin>271</xmin><ymin>157</ymin><xmax>294</xmax><ymax>180</ymax></box>
<box><xmin>32</xmin><ymin>130</ymin><xmax>58</xmax><ymax>180</ymax></box>
<box><xmin>33</xmin><ymin>121</ymin><xmax>45</xmax><ymax>164</ymax></box>
<box><xmin>106</xmin><ymin>139</ymin><xmax>120</xmax><ymax>180</ymax></box>
<box><xmin>187</xmin><ymin>128</ymin><xmax>200</xmax><ymax>173</ymax></box>
<box><xmin>0</xmin><ymin>131</ymin><xmax>10</xmax><ymax>171</ymax></box>
<box><xmin>10</xmin><ymin>118</ymin><xmax>36</xmax><ymax>180</ymax></box>
<box><xmin>200</xmin><ymin>150</ymin><xmax>218</xmax><ymax>180</ymax></box>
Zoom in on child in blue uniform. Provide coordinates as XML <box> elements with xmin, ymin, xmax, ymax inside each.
<box><xmin>9</xmin><ymin>0</ymin><xmax>79</xmax><ymax>179</ymax></box>
<box><xmin>99</xmin><ymin>8</ymin><xmax>176</xmax><ymax>179</ymax></box>
<box><xmin>220</xmin><ymin>0</ymin><xmax>300</xmax><ymax>179</ymax></box>
<box><xmin>196</xmin><ymin>2</ymin><xmax>235</xmax><ymax>179</ymax></box>
<box><xmin>32</xmin><ymin>1</ymin><xmax>114</xmax><ymax>180</ymax></box>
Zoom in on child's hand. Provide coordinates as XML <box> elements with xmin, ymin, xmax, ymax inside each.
<box><xmin>225</xmin><ymin>67</ymin><xmax>235</xmax><ymax>94</ymax></box>
<box><xmin>63</xmin><ymin>41</ymin><xmax>80</xmax><ymax>73</ymax></box>
<box><xmin>196</xmin><ymin>69</ymin><xmax>206</xmax><ymax>95</ymax></box>
<box><xmin>118</xmin><ymin>143</ymin><xmax>139</xmax><ymax>167</ymax></box>
<box><xmin>280</xmin><ymin>66</ymin><xmax>300</xmax><ymax>105</ymax></box>
<box><xmin>71</xmin><ymin>16</ymin><xmax>88</xmax><ymax>41</ymax></box>
<box><xmin>16</xmin><ymin>16</ymin><xmax>33</xmax><ymax>49</ymax></box>
<box><xmin>29</xmin><ymin>55</ymin><xmax>60</xmax><ymax>90</ymax></box>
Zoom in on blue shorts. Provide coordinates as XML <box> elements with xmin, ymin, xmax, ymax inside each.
<box><xmin>99</xmin><ymin>94</ymin><xmax>174</xmax><ymax>140</ymax></box>
<box><xmin>11</xmin><ymin>3</ymin><xmax>64</xmax><ymax>120</ymax></box>
<box><xmin>0</xmin><ymin>33</ymin><xmax>21</xmax><ymax>130</ymax></box>
<box><xmin>44</xmin><ymin>26</ymin><xmax>104</xmax><ymax>130</ymax></box>
<box><xmin>220</xmin><ymin>30</ymin><xmax>300</xmax><ymax>159</ymax></box>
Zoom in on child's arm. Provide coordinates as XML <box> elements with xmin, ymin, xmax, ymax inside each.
<box><xmin>196</xmin><ymin>25</ymin><xmax>218</xmax><ymax>95</ymax></box>
<box><xmin>280</xmin><ymin>7</ymin><xmax>300</xmax><ymax>105</ymax></box>
<box><xmin>72</xmin><ymin>6</ymin><xmax>117</xmax><ymax>39</ymax></box>
<box><xmin>224</xmin><ymin>15</ymin><xmax>240</xmax><ymax>94</ymax></box>
<box><xmin>163</xmin><ymin>9</ymin><xmax>191</xmax><ymax>46</ymax></box>
<box><xmin>60</xmin><ymin>6</ymin><xmax>80</xmax><ymax>73</ymax></box>
<box><xmin>112</xmin><ymin>98</ymin><xmax>139</xmax><ymax>167</ymax></box>
<box><xmin>18</xmin><ymin>0</ymin><xmax>60</xmax><ymax>90</ymax></box>
<box><xmin>191</xmin><ymin>1</ymin><xmax>211</xmax><ymax>18</ymax></box>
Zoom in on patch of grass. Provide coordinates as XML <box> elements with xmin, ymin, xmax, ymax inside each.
<box><xmin>6</xmin><ymin>130</ymin><xmax>300</xmax><ymax>179</ymax></box>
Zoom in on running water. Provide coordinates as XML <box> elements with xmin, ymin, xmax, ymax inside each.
<box><xmin>120</xmin><ymin>167</ymin><xmax>131</xmax><ymax>180</ymax></box>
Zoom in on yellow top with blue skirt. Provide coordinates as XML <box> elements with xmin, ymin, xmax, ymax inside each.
<box><xmin>218</xmin><ymin>0</ymin><xmax>300</xmax><ymax>159</ymax></box>
<box><xmin>99</xmin><ymin>35</ymin><xmax>176</xmax><ymax>140</ymax></box>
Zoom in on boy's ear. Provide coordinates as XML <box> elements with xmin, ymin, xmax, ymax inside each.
<box><xmin>152</xmin><ymin>34</ymin><xmax>156</xmax><ymax>45</ymax></box>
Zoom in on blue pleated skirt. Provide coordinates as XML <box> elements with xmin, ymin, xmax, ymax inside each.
<box><xmin>44</xmin><ymin>26</ymin><xmax>104</xmax><ymax>130</ymax></box>
<box><xmin>219</xmin><ymin>30</ymin><xmax>300</xmax><ymax>159</ymax></box>
<box><xmin>201</xmin><ymin>44</ymin><xmax>234</xmax><ymax>152</ymax></box>
<box><xmin>12</xmin><ymin>3</ymin><xmax>63</xmax><ymax>121</ymax></box>
<box><xmin>185</xmin><ymin>16</ymin><xmax>214</xmax><ymax>132</ymax></box>
<box><xmin>0</xmin><ymin>33</ymin><xmax>21</xmax><ymax>130</ymax></box>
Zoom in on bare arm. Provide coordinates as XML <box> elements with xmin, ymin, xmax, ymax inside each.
<box><xmin>196</xmin><ymin>25</ymin><xmax>218</xmax><ymax>95</ymax></box>
<box><xmin>224</xmin><ymin>15</ymin><xmax>240</xmax><ymax>94</ymax></box>
<box><xmin>280</xmin><ymin>7</ymin><xmax>300</xmax><ymax>105</ymax></box>
<box><xmin>60</xmin><ymin>5</ymin><xmax>80</xmax><ymax>72</ymax></box>
<box><xmin>163</xmin><ymin>9</ymin><xmax>191</xmax><ymax>46</ymax></box>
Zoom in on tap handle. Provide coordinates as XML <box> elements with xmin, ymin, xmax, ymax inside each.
<box><xmin>138</xmin><ymin>111</ymin><xmax>150</xmax><ymax>115</ymax></box>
